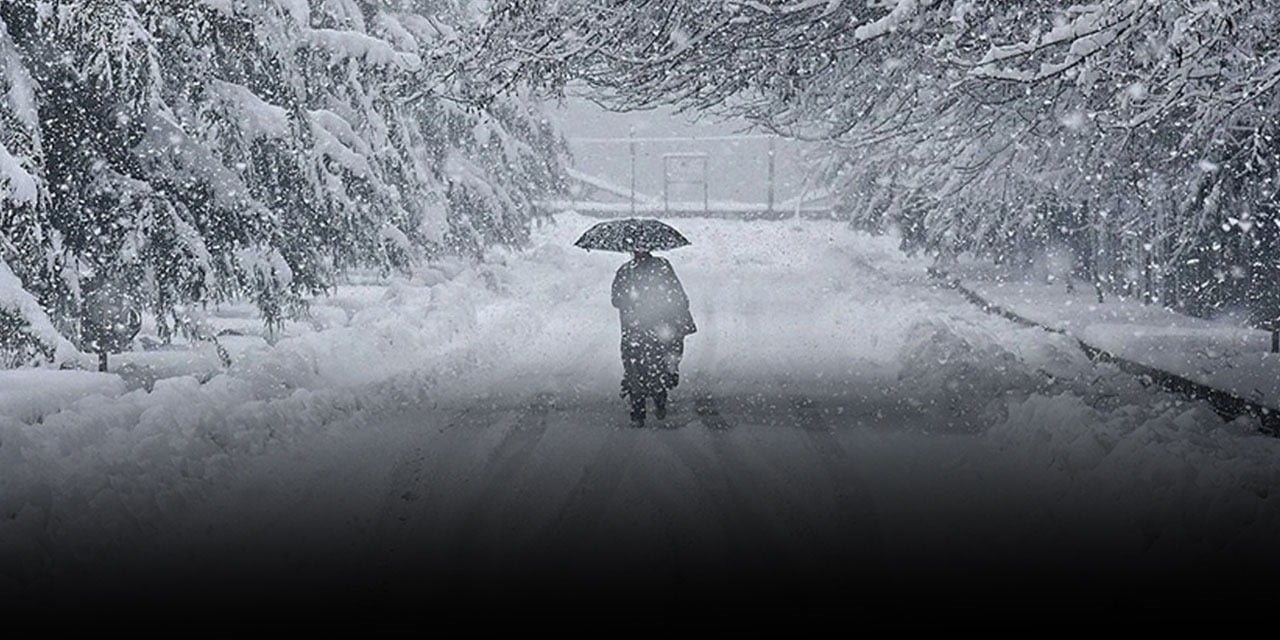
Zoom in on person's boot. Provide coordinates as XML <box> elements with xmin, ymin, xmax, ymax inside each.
<box><xmin>630</xmin><ymin>396</ymin><xmax>646</xmax><ymax>428</ymax></box>
<box><xmin>653</xmin><ymin>391</ymin><xmax>667</xmax><ymax>420</ymax></box>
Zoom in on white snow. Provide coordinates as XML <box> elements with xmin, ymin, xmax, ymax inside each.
<box><xmin>137</xmin><ymin>109</ymin><xmax>258</xmax><ymax>213</ymax></box>
<box><xmin>371</xmin><ymin>14</ymin><xmax>420</xmax><ymax>54</ymax></box>
<box><xmin>1</xmin><ymin>16</ymin><xmax>41</xmax><ymax>205</ymax></box>
<box><xmin>2</xmin><ymin>214</ymin><xmax>1278</xmax><ymax>595</ymax></box>
<box><xmin>0</xmin><ymin>13</ymin><xmax>40</xmax><ymax>207</ymax></box>
<box><xmin>1</xmin><ymin>18</ymin><xmax>38</xmax><ymax>130</ymax></box>
<box><xmin>415</xmin><ymin>187</ymin><xmax>449</xmax><ymax>245</ymax></box>
<box><xmin>0</xmin><ymin>370</ymin><xmax>124</xmax><ymax>424</ymax></box>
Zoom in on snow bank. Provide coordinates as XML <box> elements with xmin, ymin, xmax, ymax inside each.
<box><xmin>0</xmin><ymin>225</ymin><xmax>598</xmax><ymax>580</ymax></box>
<box><xmin>1081</xmin><ymin>323</ymin><xmax>1280</xmax><ymax>410</ymax></box>
<box><xmin>950</xmin><ymin>264</ymin><xmax>1280</xmax><ymax>413</ymax></box>
<box><xmin>925</xmin><ymin>261</ymin><xmax>1280</xmax><ymax>557</ymax></box>
<box><xmin>894</xmin><ymin>318</ymin><xmax>1041</xmax><ymax>432</ymax></box>
<box><xmin>987</xmin><ymin>393</ymin><xmax>1280</xmax><ymax>558</ymax></box>
<box><xmin>0</xmin><ymin>370</ymin><xmax>125</xmax><ymax>424</ymax></box>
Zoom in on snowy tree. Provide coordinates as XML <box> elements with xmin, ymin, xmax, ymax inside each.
<box><xmin>486</xmin><ymin>0</ymin><xmax>1280</xmax><ymax>319</ymax></box>
<box><xmin>0</xmin><ymin>0</ymin><xmax>565</xmax><ymax>365</ymax></box>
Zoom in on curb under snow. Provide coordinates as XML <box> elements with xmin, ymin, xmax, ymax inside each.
<box><xmin>928</xmin><ymin>268</ymin><xmax>1280</xmax><ymax>437</ymax></box>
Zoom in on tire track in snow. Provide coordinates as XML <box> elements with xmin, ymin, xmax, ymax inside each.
<box><xmin>366</xmin><ymin>406</ymin><xmax>475</xmax><ymax>572</ymax></box>
<box><xmin>518</xmin><ymin>421</ymin><xmax>641</xmax><ymax>574</ymax></box>
<box><xmin>676</xmin><ymin>263</ymin><xmax>811</xmax><ymax>564</ymax></box>
<box><xmin>683</xmin><ymin>272</ymin><xmax>731</xmax><ymax>431</ymax></box>
<box><xmin>661</xmin><ymin>284</ymin><xmax>822</xmax><ymax>573</ymax></box>
<box><xmin>692</xmin><ymin>390</ymin><xmax>731</xmax><ymax>430</ymax></box>
<box><xmin>448</xmin><ymin>391</ymin><xmax>557</xmax><ymax>569</ymax></box>
<box><xmin>664</xmin><ymin>272</ymin><xmax>845</xmax><ymax>576</ymax></box>
<box><xmin>649</xmin><ymin>426</ymin><xmax>790</xmax><ymax>573</ymax></box>
<box><xmin>775</xmin><ymin>375</ymin><xmax>887</xmax><ymax>573</ymax></box>
<box><xmin>681</xmin><ymin>248</ymin><xmax>891</xmax><ymax>570</ymax></box>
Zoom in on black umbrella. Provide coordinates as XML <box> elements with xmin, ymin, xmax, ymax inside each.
<box><xmin>573</xmin><ymin>218</ymin><xmax>691</xmax><ymax>253</ymax></box>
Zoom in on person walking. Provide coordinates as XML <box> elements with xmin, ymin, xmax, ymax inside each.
<box><xmin>611</xmin><ymin>249</ymin><xmax>696</xmax><ymax>427</ymax></box>
<box><xmin>574</xmin><ymin>218</ymin><xmax>696</xmax><ymax>427</ymax></box>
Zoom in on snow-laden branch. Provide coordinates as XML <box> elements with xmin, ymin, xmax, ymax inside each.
<box><xmin>965</xmin><ymin>2</ymin><xmax>1145</xmax><ymax>84</ymax></box>
<box><xmin>0</xmin><ymin>140</ymin><xmax>38</xmax><ymax>205</ymax></box>
<box><xmin>0</xmin><ymin>258</ymin><xmax>82</xmax><ymax>364</ymax></box>
<box><xmin>853</xmin><ymin>0</ymin><xmax>934</xmax><ymax>41</ymax></box>
<box><xmin>301</xmin><ymin>27</ymin><xmax>423</xmax><ymax>70</ymax></box>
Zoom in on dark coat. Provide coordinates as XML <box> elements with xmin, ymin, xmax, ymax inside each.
<box><xmin>611</xmin><ymin>254</ymin><xmax>696</xmax><ymax>340</ymax></box>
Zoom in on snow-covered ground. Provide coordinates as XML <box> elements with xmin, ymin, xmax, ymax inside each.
<box><xmin>950</xmin><ymin>261</ymin><xmax>1280</xmax><ymax>413</ymax></box>
<box><xmin>4</xmin><ymin>214</ymin><xmax>1280</xmax><ymax>626</ymax></box>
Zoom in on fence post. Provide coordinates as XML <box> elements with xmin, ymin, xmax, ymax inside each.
<box><xmin>702</xmin><ymin>154</ymin><xmax>709</xmax><ymax>216</ymax></box>
<box><xmin>766</xmin><ymin>135</ymin><xmax>776</xmax><ymax>215</ymax></box>
<box><xmin>629</xmin><ymin>126</ymin><xmax>637</xmax><ymax>217</ymax></box>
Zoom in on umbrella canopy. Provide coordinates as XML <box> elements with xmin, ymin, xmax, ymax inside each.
<box><xmin>573</xmin><ymin>218</ymin><xmax>691</xmax><ymax>253</ymax></box>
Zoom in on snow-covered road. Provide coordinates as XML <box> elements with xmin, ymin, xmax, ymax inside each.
<box><xmin>11</xmin><ymin>215</ymin><xmax>1280</xmax><ymax>629</ymax></box>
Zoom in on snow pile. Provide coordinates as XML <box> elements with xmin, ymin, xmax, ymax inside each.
<box><xmin>987</xmin><ymin>393</ymin><xmax>1280</xmax><ymax>559</ymax></box>
<box><xmin>952</xmin><ymin>263</ymin><xmax>1280</xmax><ymax>413</ymax></box>
<box><xmin>894</xmin><ymin>318</ymin><xmax>1040</xmax><ymax>433</ymax></box>
<box><xmin>860</xmin><ymin>257</ymin><xmax>1280</xmax><ymax>561</ymax></box>
<box><xmin>0</xmin><ymin>373</ymin><xmax>424</xmax><ymax>584</ymax></box>
<box><xmin>1080</xmin><ymin>323</ymin><xmax>1280</xmax><ymax>411</ymax></box>
<box><xmin>0</xmin><ymin>212</ymin><xmax>655</xmax><ymax>582</ymax></box>
<box><xmin>0</xmin><ymin>370</ymin><xmax>124</xmax><ymax>424</ymax></box>
<box><xmin>0</xmin><ymin>249</ymin><xmax>562</xmax><ymax>583</ymax></box>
